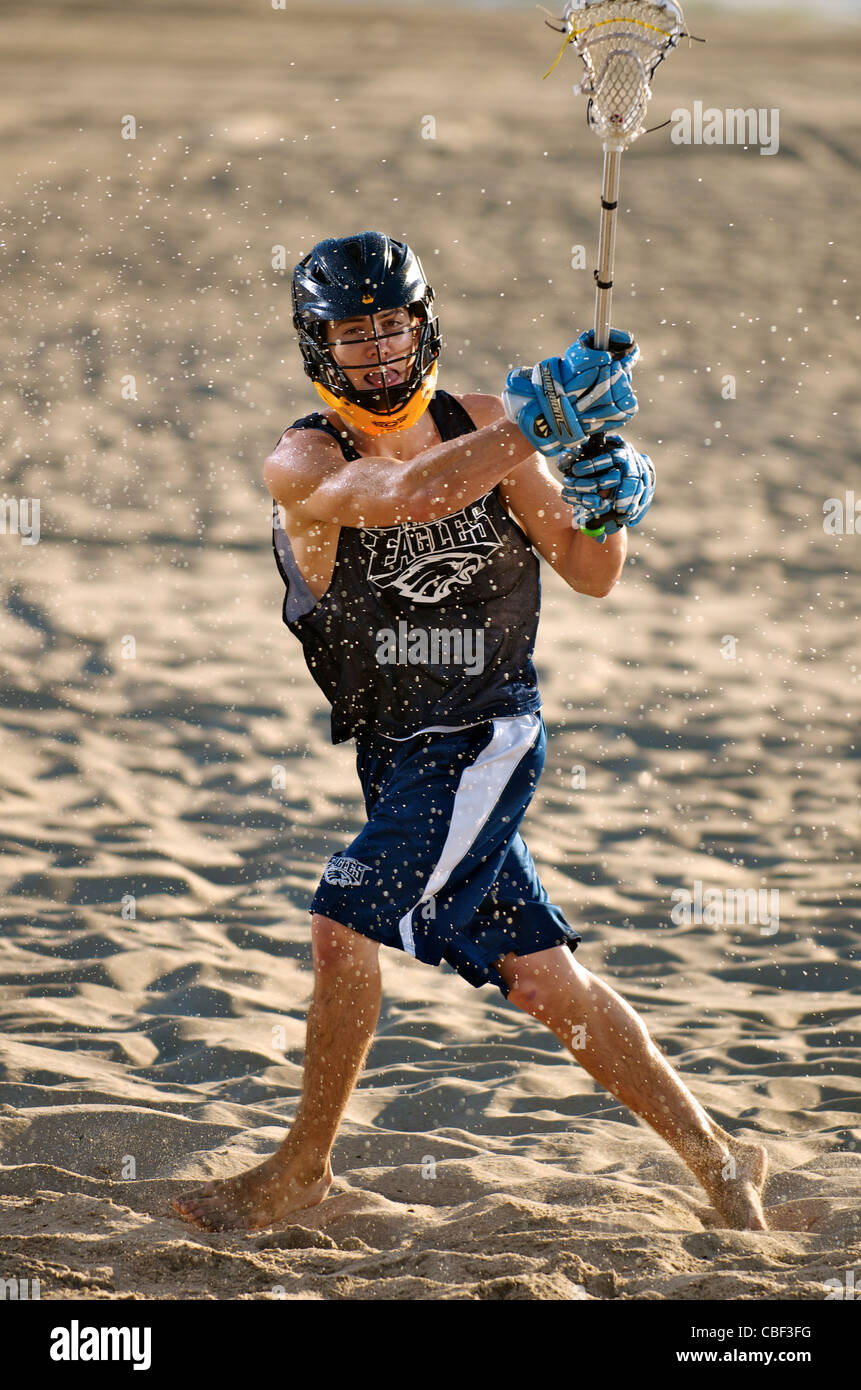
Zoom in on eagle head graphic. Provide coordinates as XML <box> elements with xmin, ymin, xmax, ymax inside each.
<box><xmin>389</xmin><ymin>550</ymin><xmax>486</xmax><ymax>603</ymax></box>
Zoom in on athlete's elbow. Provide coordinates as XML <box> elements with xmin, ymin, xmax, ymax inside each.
<box><xmin>570</xmin><ymin>574</ymin><xmax>618</xmax><ymax>598</ymax></box>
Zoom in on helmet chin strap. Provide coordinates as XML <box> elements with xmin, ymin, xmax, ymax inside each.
<box><xmin>313</xmin><ymin>361</ymin><xmax>439</xmax><ymax>438</ymax></box>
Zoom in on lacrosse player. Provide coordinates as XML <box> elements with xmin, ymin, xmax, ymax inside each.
<box><xmin>172</xmin><ymin>231</ymin><xmax>767</xmax><ymax>1234</ymax></box>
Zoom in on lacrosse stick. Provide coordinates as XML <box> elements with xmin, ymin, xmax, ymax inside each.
<box><xmin>546</xmin><ymin>0</ymin><xmax>687</xmax><ymax>537</ymax></box>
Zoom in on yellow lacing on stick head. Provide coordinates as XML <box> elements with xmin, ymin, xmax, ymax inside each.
<box><xmin>542</xmin><ymin>5</ymin><xmax>681</xmax><ymax>80</ymax></box>
<box><xmin>543</xmin><ymin>28</ymin><xmax>572</xmax><ymax>79</ymax></box>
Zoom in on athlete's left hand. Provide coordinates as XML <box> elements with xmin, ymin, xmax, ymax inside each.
<box><xmin>559</xmin><ymin>434</ymin><xmax>656</xmax><ymax>532</ymax></box>
<box><xmin>565</xmin><ymin>328</ymin><xmax>640</xmax><ymax>435</ymax></box>
<box><xmin>502</xmin><ymin>328</ymin><xmax>640</xmax><ymax>456</ymax></box>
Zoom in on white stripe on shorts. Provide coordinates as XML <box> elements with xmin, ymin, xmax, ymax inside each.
<box><xmin>397</xmin><ymin>713</ymin><xmax>541</xmax><ymax>956</ymax></box>
<box><xmin>376</xmin><ymin>720</ymin><xmax>488</xmax><ymax>742</ymax></box>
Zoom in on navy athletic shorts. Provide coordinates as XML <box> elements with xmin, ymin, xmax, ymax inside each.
<box><xmin>309</xmin><ymin>711</ymin><xmax>581</xmax><ymax>998</ymax></box>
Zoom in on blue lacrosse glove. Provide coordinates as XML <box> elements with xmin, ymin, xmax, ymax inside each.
<box><xmin>560</xmin><ymin>434</ymin><xmax>656</xmax><ymax>539</ymax></box>
<box><xmin>567</xmin><ymin>328</ymin><xmax>640</xmax><ymax>434</ymax></box>
<box><xmin>502</xmin><ymin>328</ymin><xmax>639</xmax><ymax>456</ymax></box>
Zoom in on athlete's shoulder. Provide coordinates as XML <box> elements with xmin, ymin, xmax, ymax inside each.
<box><xmin>448</xmin><ymin>391</ymin><xmax>506</xmax><ymax>429</ymax></box>
<box><xmin>270</xmin><ymin>409</ymin><xmax>339</xmax><ymax>452</ymax></box>
<box><xmin>264</xmin><ymin>412</ymin><xmax>345</xmax><ymax>506</ymax></box>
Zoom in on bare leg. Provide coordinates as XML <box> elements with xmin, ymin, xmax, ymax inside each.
<box><xmin>497</xmin><ymin>946</ymin><xmax>768</xmax><ymax>1230</ymax></box>
<box><xmin>172</xmin><ymin>915</ymin><xmax>381</xmax><ymax>1232</ymax></box>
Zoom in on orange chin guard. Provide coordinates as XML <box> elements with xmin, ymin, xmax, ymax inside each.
<box><xmin>313</xmin><ymin>360</ymin><xmax>439</xmax><ymax>437</ymax></box>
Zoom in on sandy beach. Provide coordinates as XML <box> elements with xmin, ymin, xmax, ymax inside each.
<box><xmin>1</xmin><ymin>0</ymin><xmax>860</xmax><ymax>1299</ymax></box>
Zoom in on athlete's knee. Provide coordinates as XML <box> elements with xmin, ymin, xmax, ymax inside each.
<box><xmin>506</xmin><ymin>978</ymin><xmax>549</xmax><ymax>1017</ymax></box>
<box><xmin>500</xmin><ymin>946</ymin><xmax>588</xmax><ymax>1019</ymax></box>
<box><xmin>311</xmin><ymin>913</ymin><xmax>379</xmax><ymax>976</ymax></box>
<box><xmin>497</xmin><ymin>959</ymin><xmax>545</xmax><ymax>1016</ymax></box>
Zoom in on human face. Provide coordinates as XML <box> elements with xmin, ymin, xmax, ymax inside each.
<box><xmin>324</xmin><ymin>306</ymin><xmax>418</xmax><ymax>392</ymax></box>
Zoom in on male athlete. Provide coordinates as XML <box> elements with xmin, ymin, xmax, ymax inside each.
<box><xmin>173</xmin><ymin>231</ymin><xmax>768</xmax><ymax>1232</ymax></box>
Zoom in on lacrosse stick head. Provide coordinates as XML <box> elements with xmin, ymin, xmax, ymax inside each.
<box><xmin>562</xmin><ymin>0</ymin><xmax>685</xmax><ymax>149</ymax></box>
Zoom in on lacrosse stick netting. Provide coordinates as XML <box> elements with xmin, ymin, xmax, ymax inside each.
<box><xmin>548</xmin><ymin>0</ymin><xmax>686</xmax><ymax>154</ymax></box>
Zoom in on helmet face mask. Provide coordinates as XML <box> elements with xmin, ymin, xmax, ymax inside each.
<box><xmin>292</xmin><ymin>233</ymin><xmax>442</xmax><ymax>435</ymax></box>
<box><xmin>326</xmin><ymin>307</ymin><xmax>419</xmax><ymax>398</ymax></box>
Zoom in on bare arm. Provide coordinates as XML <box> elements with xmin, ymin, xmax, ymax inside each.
<box><xmin>500</xmin><ymin>450</ymin><xmax>627</xmax><ymax>598</ymax></box>
<box><xmin>460</xmin><ymin>394</ymin><xmax>627</xmax><ymax>598</ymax></box>
<box><xmin>264</xmin><ymin>408</ymin><xmax>539</xmax><ymax>528</ymax></box>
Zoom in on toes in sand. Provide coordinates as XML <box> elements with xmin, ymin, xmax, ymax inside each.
<box><xmin>172</xmin><ymin>1161</ymin><xmax>333</xmax><ymax>1233</ymax></box>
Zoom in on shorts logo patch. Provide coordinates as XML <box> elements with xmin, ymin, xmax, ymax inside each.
<box><xmin>323</xmin><ymin>856</ymin><xmax>371</xmax><ymax>887</ymax></box>
<box><xmin>362</xmin><ymin>495</ymin><xmax>502</xmax><ymax>605</ymax></box>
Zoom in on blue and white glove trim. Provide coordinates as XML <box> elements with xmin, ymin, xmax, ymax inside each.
<box><xmin>570</xmin><ymin>329</ymin><xmax>640</xmax><ymax>435</ymax></box>
<box><xmin>560</xmin><ymin>434</ymin><xmax>656</xmax><ymax>534</ymax></box>
<box><xmin>501</xmin><ymin>361</ymin><xmax>587</xmax><ymax>456</ymax></box>
<box><xmin>502</xmin><ymin>329</ymin><xmax>639</xmax><ymax>457</ymax></box>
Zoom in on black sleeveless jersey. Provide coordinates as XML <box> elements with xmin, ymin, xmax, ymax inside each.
<box><xmin>271</xmin><ymin>389</ymin><xmax>542</xmax><ymax>744</ymax></box>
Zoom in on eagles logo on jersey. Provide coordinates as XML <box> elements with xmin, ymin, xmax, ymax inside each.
<box><xmin>361</xmin><ymin>494</ymin><xmax>502</xmax><ymax>606</ymax></box>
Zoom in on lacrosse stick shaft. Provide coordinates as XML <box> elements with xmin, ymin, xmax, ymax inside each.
<box><xmin>582</xmin><ymin>144</ymin><xmax>624</xmax><ymax>532</ymax></box>
<box><xmin>593</xmin><ymin>145</ymin><xmax>622</xmax><ymax>352</ymax></box>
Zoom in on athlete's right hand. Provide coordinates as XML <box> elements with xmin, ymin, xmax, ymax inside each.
<box><xmin>501</xmin><ymin>328</ymin><xmax>639</xmax><ymax>457</ymax></box>
<box><xmin>560</xmin><ymin>433</ymin><xmax>656</xmax><ymax>531</ymax></box>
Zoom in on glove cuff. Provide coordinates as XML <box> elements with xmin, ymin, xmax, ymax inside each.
<box><xmin>571</xmin><ymin>510</ymin><xmax>609</xmax><ymax>541</ymax></box>
<box><xmin>578</xmin><ymin>521</ymin><xmax>608</xmax><ymax>543</ymax></box>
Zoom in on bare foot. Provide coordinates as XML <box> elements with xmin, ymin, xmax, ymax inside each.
<box><xmin>171</xmin><ymin>1152</ymin><xmax>333</xmax><ymax>1232</ymax></box>
<box><xmin>699</xmin><ymin>1129</ymin><xmax>769</xmax><ymax>1231</ymax></box>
